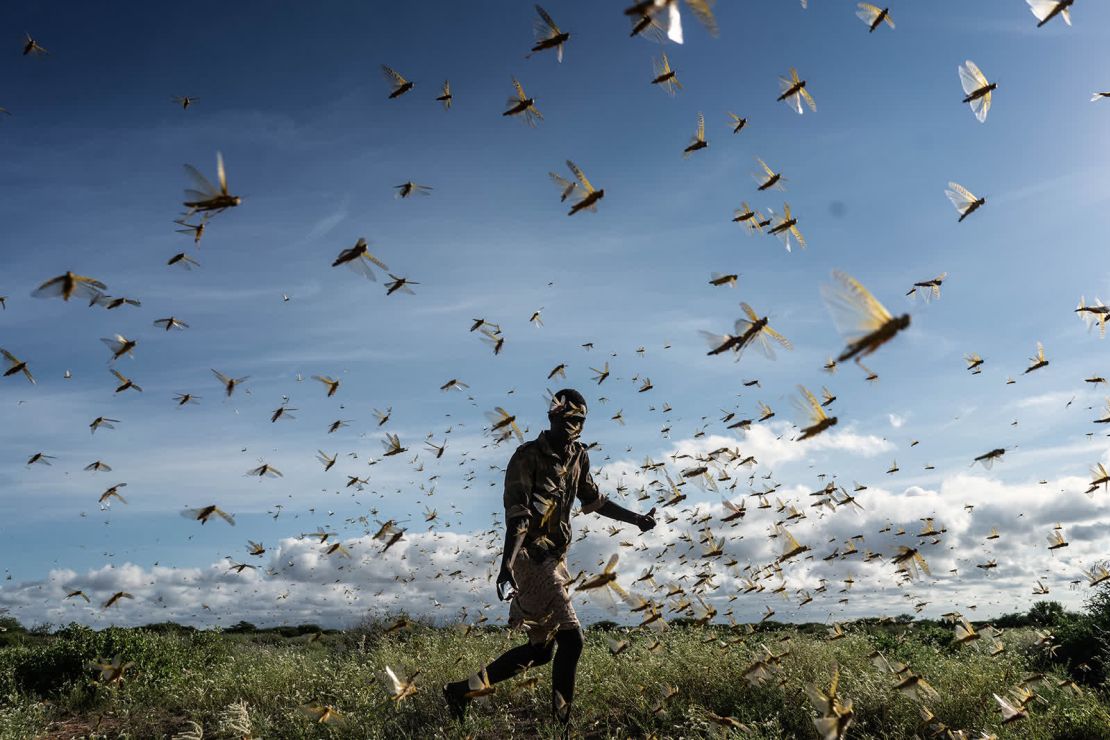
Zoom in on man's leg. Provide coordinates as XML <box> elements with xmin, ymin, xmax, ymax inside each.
<box><xmin>551</xmin><ymin>627</ymin><xmax>584</xmax><ymax>725</ymax></box>
<box><xmin>443</xmin><ymin>639</ymin><xmax>555</xmax><ymax>721</ymax></box>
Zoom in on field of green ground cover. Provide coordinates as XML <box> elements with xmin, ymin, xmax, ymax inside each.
<box><xmin>3</xmin><ymin>595</ymin><xmax>1110</xmax><ymax>740</ymax></box>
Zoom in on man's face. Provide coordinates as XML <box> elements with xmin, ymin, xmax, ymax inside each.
<box><xmin>549</xmin><ymin>412</ymin><xmax>585</xmax><ymax>443</ymax></box>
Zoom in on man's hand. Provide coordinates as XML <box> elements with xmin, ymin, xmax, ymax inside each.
<box><xmin>637</xmin><ymin>507</ymin><xmax>657</xmax><ymax>533</ymax></box>
<box><xmin>496</xmin><ymin>562</ymin><xmax>518</xmax><ymax>601</ymax></box>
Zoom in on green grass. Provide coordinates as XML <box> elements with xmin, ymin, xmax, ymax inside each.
<box><xmin>1</xmin><ymin>620</ymin><xmax>1108</xmax><ymax>739</ymax></box>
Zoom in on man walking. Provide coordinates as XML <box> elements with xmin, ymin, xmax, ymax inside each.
<box><xmin>444</xmin><ymin>388</ymin><xmax>656</xmax><ymax>731</ymax></box>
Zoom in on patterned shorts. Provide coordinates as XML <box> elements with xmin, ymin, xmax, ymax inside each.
<box><xmin>507</xmin><ymin>553</ymin><xmax>580</xmax><ymax>644</ymax></box>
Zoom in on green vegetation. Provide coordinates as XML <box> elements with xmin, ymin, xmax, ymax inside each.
<box><xmin>1</xmin><ymin>596</ymin><xmax>1109</xmax><ymax>739</ymax></box>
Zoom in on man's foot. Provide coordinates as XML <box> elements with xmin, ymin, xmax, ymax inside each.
<box><xmin>443</xmin><ymin>682</ymin><xmax>470</xmax><ymax>722</ymax></box>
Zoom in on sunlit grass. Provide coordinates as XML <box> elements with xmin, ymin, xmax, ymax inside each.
<box><xmin>1</xmin><ymin>620</ymin><xmax>1108</xmax><ymax>738</ymax></box>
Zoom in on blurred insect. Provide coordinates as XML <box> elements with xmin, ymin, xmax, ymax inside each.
<box><xmin>481</xmin><ymin>327</ymin><xmax>505</xmax><ymax>355</ymax></box>
<box><xmin>313</xmin><ymin>375</ymin><xmax>341</xmax><ymax>397</ymax></box>
<box><xmin>503</xmin><ymin>78</ymin><xmax>542</xmax><ymax>126</ymax></box>
<box><xmin>110</xmin><ymin>369</ymin><xmax>141</xmax><ymax>393</ymax></box>
<box><xmin>528</xmin><ymin>5</ymin><xmax>569</xmax><ymax>62</ymax></box>
<box><xmin>650</xmin><ymin>53</ymin><xmax>681</xmax><ymax>95</ymax></box>
<box><xmin>965</xmin><ymin>353</ymin><xmax>984</xmax><ymax>373</ymax></box>
<box><xmin>1075</xmin><ymin>296</ymin><xmax>1108</xmax><ymax>337</ymax></box>
<box><xmin>945</xmin><ymin>181</ymin><xmax>986</xmax><ymax>222</ymax></box>
<box><xmin>728</xmin><ymin>112</ymin><xmax>748</xmax><ymax>134</ymax></box>
<box><xmin>1086</xmin><ymin>564</ymin><xmax>1110</xmax><ymax>587</ymax></box>
<box><xmin>32</xmin><ymin>272</ymin><xmax>107</xmax><ymax>302</ymax></box>
<box><xmin>435</xmin><ymin>80</ymin><xmax>452</xmax><ymax>109</ymax></box>
<box><xmin>182</xmin><ymin>505</ymin><xmax>235</xmax><ymax>525</ymax></box>
<box><xmin>382</xmin><ymin>433</ymin><xmax>407</xmax><ymax>456</ymax></box>
<box><xmin>624</xmin><ymin>0</ymin><xmax>718</xmax><ymax>44</ymax></box>
<box><xmin>1024</xmin><ymin>341</ymin><xmax>1049</xmax><ymax>373</ymax></box>
<box><xmin>167</xmin><ymin>252</ymin><xmax>200</xmax><ymax>270</ymax></box>
<box><xmin>994</xmin><ymin>692</ymin><xmax>1028</xmax><ymax>724</ymax></box>
<box><xmin>174</xmin><ymin>393</ymin><xmax>199</xmax><ymax>406</ymax></box>
<box><xmin>1047</xmin><ymin>529</ymin><xmax>1069</xmax><ymax>550</ymax></box>
<box><xmin>794</xmin><ymin>385</ymin><xmax>837</xmax><ymax>440</ymax></box>
<box><xmin>174</xmin><ymin>218</ymin><xmax>207</xmax><ymax>244</ymax></box>
<box><xmin>1</xmin><ymin>349</ymin><xmax>34</xmax><ymax>384</ymax></box>
<box><xmin>89</xmin><ymin>417</ymin><xmax>119</xmax><ymax>434</ymax></box>
<box><xmin>577</xmin><ymin>554</ymin><xmax>633</xmax><ymax>614</ymax></box>
<box><xmin>212</xmin><ymin>369</ymin><xmax>249</xmax><ymax>397</ymax></box>
<box><xmin>701</xmin><ymin>303</ymin><xmax>791</xmax><ymax>360</ymax></box>
<box><xmin>906</xmin><ymin>273</ymin><xmax>947</xmax><ymax>301</ymax></box>
<box><xmin>153</xmin><ymin>317</ymin><xmax>189</xmax><ymax>331</ymax></box>
<box><xmin>683</xmin><ymin>112</ymin><xmax>707</xmax><ymax>157</ymax></box>
<box><xmin>172</xmin><ymin>95</ymin><xmax>198</xmax><ymax>109</ymax></box>
<box><xmin>892</xmin><ymin>546</ymin><xmax>930</xmax><ymax>580</ymax></box>
<box><xmin>777</xmin><ymin>67</ymin><xmax>816</xmax><ymax>115</ymax></box>
<box><xmin>766</xmin><ymin>203</ymin><xmax>806</xmax><ymax>251</ymax></box>
<box><xmin>100</xmin><ymin>335</ymin><xmax>138</xmax><ymax>362</ymax></box>
<box><xmin>301</xmin><ymin>704</ymin><xmax>344</xmax><ymax>724</ymax></box>
<box><xmin>87</xmin><ymin>655</ymin><xmax>134</xmax><ymax>684</ymax></box>
<box><xmin>247</xmin><ymin>463</ymin><xmax>283</xmax><ymax>478</ymax></box>
<box><xmin>709</xmin><ymin>272</ymin><xmax>737</xmax><ymax>287</ymax></box>
<box><xmin>856</xmin><ymin>4</ymin><xmax>894</xmax><ymax>32</ymax></box>
<box><xmin>821</xmin><ymin>271</ymin><xmax>910</xmax><ymax>361</ymax></box>
<box><xmin>733</xmin><ymin>202</ymin><xmax>761</xmax><ymax>234</ymax></box>
<box><xmin>1027</xmin><ymin>0</ymin><xmax>1074</xmax><ymax>27</ymax></box>
<box><xmin>565</xmin><ymin>160</ymin><xmax>604</xmax><ymax>215</ymax></box>
<box><xmin>549</xmin><ymin>171</ymin><xmax>579</xmax><ymax>203</ymax></box>
<box><xmin>102</xmin><ymin>591</ymin><xmax>134</xmax><ymax>609</ymax></box>
<box><xmin>958</xmin><ymin>60</ymin><xmax>996</xmax><ymax>123</ymax></box>
<box><xmin>385</xmin><ymin>274</ymin><xmax>418</xmax><ymax>296</ymax></box>
<box><xmin>486</xmin><ymin>407</ymin><xmax>525</xmax><ymax>443</ymax></box>
<box><xmin>395</xmin><ymin>182</ymin><xmax>432</xmax><ymax>198</ymax></box>
<box><xmin>1092</xmin><ymin>92</ymin><xmax>1110</xmax><ymax>102</ymax></box>
<box><xmin>98</xmin><ymin>484</ymin><xmax>127</xmax><ymax>506</ymax></box>
<box><xmin>1087</xmin><ymin>463</ymin><xmax>1110</xmax><ymax>494</ymax></box>
<box><xmin>806</xmin><ymin>669</ymin><xmax>854</xmax><ymax>740</ymax></box>
<box><xmin>332</xmin><ymin>237</ymin><xmax>389</xmax><ymax>281</ymax></box>
<box><xmin>382</xmin><ymin>65</ymin><xmax>414</xmax><ymax>98</ymax></box>
<box><xmin>972</xmin><ymin>447</ymin><xmax>1007</xmax><ymax>468</ymax></box>
<box><xmin>753</xmin><ymin>157</ymin><xmax>785</xmax><ymax>191</ymax></box>
<box><xmin>775</xmin><ymin>524</ymin><xmax>810</xmax><ymax>562</ymax></box>
<box><xmin>183</xmin><ymin>152</ymin><xmax>241</xmax><ymax>216</ymax></box>
<box><xmin>23</xmin><ymin>33</ymin><xmax>48</xmax><ymax>56</ymax></box>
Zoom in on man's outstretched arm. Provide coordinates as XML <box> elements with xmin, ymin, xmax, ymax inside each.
<box><xmin>576</xmin><ymin>451</ymin><xmax>656</xmax><ymax>532</ymax></box>
<box><xmin>595</xmin><ymin>499</ymin><xmax>656</xmax><ymax>532</ymax></box>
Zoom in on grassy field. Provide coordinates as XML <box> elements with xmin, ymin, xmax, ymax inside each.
<box><xmin>2</xmin><ymin>615</ymin><xmax>1109</xmax><ymax>739</ymax></box>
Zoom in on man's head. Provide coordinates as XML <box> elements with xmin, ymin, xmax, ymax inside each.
<box><xmin>547</xmin><ymin>388</ymin><xmax>587</xmax><ymax>445</ymax></box>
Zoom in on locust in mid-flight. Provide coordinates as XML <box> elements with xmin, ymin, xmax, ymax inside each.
<box><xmin>182</xmin><ymin>152</ymin><xmax>241</xmax><ymax>216</ymax></box>
<box><xmin>436</xmin><ymin>80</ymin><xmax>452</xmax><ymax>109</ymax></box>
<box><xmin>701</xmin><ymin>303</ymin><xmax>791</xmax><ymax>360</ymax></box>
<box><xmin>683</xmin><ymin>113</ymin><xmax>707</xmax><ymax>157</ymax></box>
<box><xmin>945</xmin><ymin>182</ymin><xmax>985</xmax><ymax>222</ymax></box>
<box><xmin>821</xmin><ymin>270</ymin><xmax>910</xmax><ymax>361</ymax></box>
<box><xmin>651</xmin><ymin>53</ymin><xmax>681</xmax><ymax>96</ymax></box>
<box><xmin>382</xmin><ymin>65</ymin><xmax>414</xmax><ymax>98</ymax></box>
<box><xmin>503</xmin><ymin>78</ymin><xmax>543</xmax><ymax>126</ymax></box>
<box><xmin>958</xmin><ymin>60</ymin><xmax>996</xmax><ymax>123</ymax></box>
<box><xmin>766</xmin><ymin>203</ymin><xmax>806</xmax><ymax>251</ymax></box>
<box><xmin>32</xmin><ymin>272</ymin><xmax>107</xmax><ymax>302</ymax></box>
<box><xmin>1027</xmin><ymin>0</ymin><xmax>1074</xmax><ymax>28</ymax></box>
<box><xmin>856</xmin><ymin>4</ymin><xmax>894</xmax><ymax>33</ymax></box>
<box><xmin>564</xmin><ymin>160</ymin><xmax>604</xmax><ymax>216</ymax></box>
<box><xmin>527</xmin><ymin>5</ymin><xmax>569</xmax><ymax>62</ymax></box>
<box><xmin>777</xmin><ymin>67</ymin><xmax>816</xmax><ymax>115</ymax></box>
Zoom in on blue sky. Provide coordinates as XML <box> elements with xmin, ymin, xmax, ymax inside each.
<box><xmin>2</xmin><ymin>0</ymin><xmax>1109</xmax><ymax>629</ymax></box>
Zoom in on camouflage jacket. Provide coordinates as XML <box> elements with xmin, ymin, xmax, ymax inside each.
<box><xmin>503</xmin><ymin>430</ymin><xmax>608</xmax><ymax>561</ymax></box>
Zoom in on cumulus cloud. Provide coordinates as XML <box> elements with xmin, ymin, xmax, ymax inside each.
<box><xmin>3</xmin><ymin>457</ymin><xmax>1105</xmax><ymax>631</ymax></box>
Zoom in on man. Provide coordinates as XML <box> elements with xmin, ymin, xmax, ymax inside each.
<box><xmin>443</xmin><ymin>388</ymin><xmax>656</xmax><ymax>731</ymax></box>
